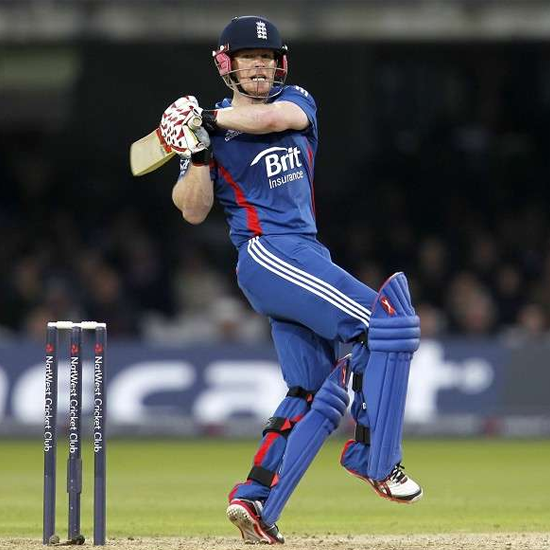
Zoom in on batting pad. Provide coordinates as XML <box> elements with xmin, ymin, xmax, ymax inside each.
<box><xmin>229</xmin><ymin>394</ymin><xmax>313</xmax><ymax>503</ymax></box>
<box><xmin>364</xmin><ymin>272</ymin><xmax>420</xmax><ymax>480</ymax></box>
<box><xmin>262</xmin><ymin>356</ymin><xmax>351</xmax><ymax>526</ymax></box>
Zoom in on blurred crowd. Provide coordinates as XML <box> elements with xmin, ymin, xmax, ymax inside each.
<box><xmin>330</xmin><ymin>103</ymin><xmax>550</xmax><ymax>342</ymax></box>
<box><xmin>1</xmin><ymin>119</ymin><xmax>549</xmax><ymax>345</ymax></box>
<box><xmin>1</xmin><ymin>44</ymin><xmax>550</xmax><ymax>344</ymax></box>
<box><xmin>0</xmin><ymin>130</ymin><xmax>267</xmax><ymax>343</ymax></box>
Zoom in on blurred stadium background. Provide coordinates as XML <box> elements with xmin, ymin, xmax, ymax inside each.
<box><xmin>1</xmin><ymin>0</ymin><xmax>550</xmax><ymax>439</ymax></box>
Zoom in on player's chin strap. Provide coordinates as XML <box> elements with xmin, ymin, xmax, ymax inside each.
<box><xmin>261</xmin><ymin>355</ymin><xmax>352</xmax><ymax>527</ymax></box>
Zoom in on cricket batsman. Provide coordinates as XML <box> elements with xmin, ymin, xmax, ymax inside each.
<box><xmin>160</xmin><ymin>15</ymin><xmax>423</xmax><ymax>544</ymax></box>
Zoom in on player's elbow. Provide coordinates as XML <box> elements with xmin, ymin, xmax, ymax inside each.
<box><xmin>180</xmin><ymin>201</ymin><xmax>213</xmax><ymax>224</ymax></box>
<box><xmin>172</xmin><ymin>180</ymin><xmax>213</xmax><ymax>224</ymax></box>
<box><xmin>181</xmin><ymin>208</ymin><xmax>209</xmax><ymax>225</ymax></box>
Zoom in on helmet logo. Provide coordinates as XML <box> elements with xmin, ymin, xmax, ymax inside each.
<box><xmin>256</xmin><ymin>21</ymin><xmax>268</xmax><ymax>39</ymax></box>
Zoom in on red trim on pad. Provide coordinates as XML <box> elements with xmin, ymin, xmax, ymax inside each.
<box><xmin>253</xmin><ymin>432</ymin><xmax>279</xmax><ymax>465</ymax></box>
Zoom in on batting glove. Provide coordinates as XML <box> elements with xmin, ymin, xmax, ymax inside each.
<box><xmin>189</xmin><ymin>127</ymin><xmax>213</xmax><ymax>166</ymax></box>
<box><xmin>160</xmin><ymin>96</ymin><xmax>204</xmax><ymax>156</ymax></box>
<box><xmin>166</xmin><ymin>95</ymin><xmax>220</xmax><ymax>133</ymax></box>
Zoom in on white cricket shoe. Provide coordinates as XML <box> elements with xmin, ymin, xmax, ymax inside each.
<box><xmin>360</xmin><ymin>463</ymin><xmax>423</xmax><ymax>503</ymax></box>
<box><xmin>227</xmin><ymin>498</ymin><xmax>285</xmax><ymax>544</ymax></box>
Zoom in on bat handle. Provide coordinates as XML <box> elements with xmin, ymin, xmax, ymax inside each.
<box><xmin>188</xmin><ymin>115</ymin><xmax>203</xmax><ymax>130</ymax></box>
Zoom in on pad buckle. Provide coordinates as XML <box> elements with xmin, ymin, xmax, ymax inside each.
<box><xmin>354</xmin><ymin>423</ymin><xmax>371</xmax><ymax>444</ymax></box>
<box><xmin>247</xmin><ymin>465</ymin><xmax>277</xmax><ymax>487</ymax></box>
<box><xmin>352</xmin><ymin>373</ymin><xmax>363</xmax><ymax>392</ymax></box>
<box><xmin>263</xmin><ymin>416</ymin><xmax>295</xmax><ymax>437</ymax></box>
<box><xmin>286</xmin><ymin>386</ymin><xmax>315</xmax><ymax>403</ymax></box>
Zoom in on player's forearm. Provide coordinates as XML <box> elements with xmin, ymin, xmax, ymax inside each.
<box><xmin>214</xmin><ymin>103</ymin><xmax>303</xmax><ymax>134</ymax></box>
<box><xmin>172</xmin><ymin>166</ymin><xmax>214</xmax><ymax>224</ymax></box>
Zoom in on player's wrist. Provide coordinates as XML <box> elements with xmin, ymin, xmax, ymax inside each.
<box><xmin>191</xmin><ymin>148</ymin><xmax>212</xmax><ymax>166</ymax></box>
<box><xmin>201</xmin><ymin>110</ymin><xmax>219</xmax><ymax>133</ymax></box>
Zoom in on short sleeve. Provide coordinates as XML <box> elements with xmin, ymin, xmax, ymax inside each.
<box><xmin>275</xmin><ymin>85</ymin><xmax>318</xmax><ymax>135</ymax></box>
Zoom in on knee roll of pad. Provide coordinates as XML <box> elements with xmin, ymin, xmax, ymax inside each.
<box><xmin>310</xmin><ymin>380</ymin><xmax>349</xmax><ymax>429</ymax></box>
<box><xmin>368</xmin><ymin>270</ymin><xmax>420</xmax><ymax>353</ymax></box>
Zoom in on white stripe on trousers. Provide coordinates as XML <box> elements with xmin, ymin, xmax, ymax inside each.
<box><xmin>253</xmin><ymin>238</ymin><xmax>372</xmax><ymax>319</ymax></box>
<box><xmin>247</xmin><ymin>237</ymin><xmax>371</xmax><ymax>327</ymax></box>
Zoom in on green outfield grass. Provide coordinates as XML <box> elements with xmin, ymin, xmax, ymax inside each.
<box><xmin>1</xmin><ymin>438</ymin><xmax>549</xmax><ymax>538</ymax></box>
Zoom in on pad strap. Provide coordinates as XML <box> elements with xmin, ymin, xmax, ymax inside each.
<box><xmin>286</xmin><ymin>386</ymin><xmax>315</xmax><ymax>403</ymax></box>
<box><xmin>246</xmin><ymin>415</ymin><xmax>303</xmax><ymax>490</ymax></box>
<box><xmin>354</xmin><ymin>423</ymin><xmax>371</xmax><ymax>444</ymax></box>
<box><xmin>262</xmin><ymin>416</ymin><xmax>294</xmax><ymax>437</ymax></box>
<box><xmin>248</xmin><ymin>465</ymin><xmax>277</xmax><ymax>488</ymax></box>
<box><xmin>352</xmin><ymin>373</ymin><xmax>363</xmax><ymax>392</ymax></box>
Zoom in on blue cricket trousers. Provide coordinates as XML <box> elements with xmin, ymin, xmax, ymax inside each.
<box><xmin>230</xmin><ymin>234</ymin><xmax>377</xmax><ymax>502</ymax></box>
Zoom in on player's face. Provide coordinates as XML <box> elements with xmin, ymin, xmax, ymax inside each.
<box><xmin>232</xmin><ymin>49</ymin><xmax>277</xmax><ymax>97</ymax></box>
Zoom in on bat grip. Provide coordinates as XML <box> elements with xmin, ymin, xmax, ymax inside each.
<box><xmin>188</xmin><ymin>116</ymin><xmax>203</xmax><ymax>130</ymax></box>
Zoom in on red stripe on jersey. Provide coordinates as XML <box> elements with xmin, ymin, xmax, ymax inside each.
<box><xmin>253</xmin><ymin>432</ymin><xmax>279</xmax><ymax>466</ymax></box>
<box><xmin>307</xmin><ymin>145</ymin><xmax>316</xmax><ymax>218</ymax></box>
<box><xmin>218</xmin><ymin>162</ymin><xmax>263</xmax><ymax>236</ymax></box>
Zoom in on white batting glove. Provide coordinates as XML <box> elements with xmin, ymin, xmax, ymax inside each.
<box><xmin>159</xmin><ymin>96</ymin><xmax>203</xmax><ymax>156</ymax></box>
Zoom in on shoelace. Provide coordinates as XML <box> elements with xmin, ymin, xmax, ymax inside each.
<box><xmin>388</xmin><ymin>463</ymin><xmax>407</xmax><ymax>483</ymax></box>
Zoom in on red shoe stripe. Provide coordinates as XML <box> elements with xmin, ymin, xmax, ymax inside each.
<box><xmin>253</xmin><ymin>523</ymin><xmax>273</xmax><ymax>543</ymax></box>
<box><xmin>235</xmin><ymin>501</ymin><xmax>275</xmax><ymax>543</ymax></box>
<box><xmin>345</xmin><ymin>470</ymin><xmax>419</xmax><ymax>505</ymax></box>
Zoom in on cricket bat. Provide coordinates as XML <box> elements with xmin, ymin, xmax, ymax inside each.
<box><xmin>130</xmin><ymin>115</ymin><xmax>202</xmax><ymax>177</ymax></box>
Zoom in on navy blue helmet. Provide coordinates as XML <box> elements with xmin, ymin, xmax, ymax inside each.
<box><xmin>218</xmin><ymin>15</ymin><xmax>286</xmax><ymax>54</ymax></box>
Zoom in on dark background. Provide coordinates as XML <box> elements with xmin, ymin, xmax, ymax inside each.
<box><xmin>1</xmin><ymin>39</ymin><xmax>549</xmax><ymax>340</ymax></box>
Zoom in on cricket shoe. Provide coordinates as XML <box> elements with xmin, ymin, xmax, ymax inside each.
<box><xmin>352</xmin><ymin>462</ymin><xmax>423</xmax><ymax>504</ymax></box>
<box><xmin>227</xmin><ymin>498</ymin><xmax>284</xmax><ymax>544</ymax></box>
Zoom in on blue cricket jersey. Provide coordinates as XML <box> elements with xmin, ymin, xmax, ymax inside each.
<box><xmin>181</xmin><ymin>85</ymin><xmax>318</xmax><ymax>248</ymax></box>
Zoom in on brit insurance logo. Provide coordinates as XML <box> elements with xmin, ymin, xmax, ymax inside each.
<box><xmin>250</xmin><ymin>146</ymin><xmax>304</xmax><ymax>189</ymax></box>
